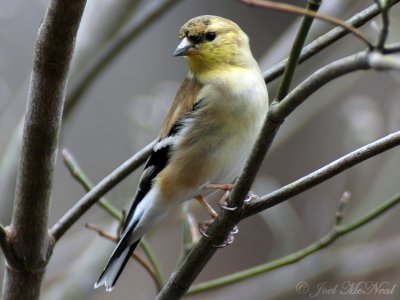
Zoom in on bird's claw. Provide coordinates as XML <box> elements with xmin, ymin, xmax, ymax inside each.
<box><xmin>244</xmin><ymin>191</ymin><xmax>259</xmax><ymax>204</ymax></box>
<box><xmin>198</xmin><ymin>221</ymin><xmax>239</xmax><ymax>248</ymax></box>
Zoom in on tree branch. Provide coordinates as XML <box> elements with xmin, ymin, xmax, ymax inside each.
<box><xmin>242</xmin><ymin>0</ymin><xmax>373</xmax><ymax>48</ymax></box>
<box><xmin>50</xmin><ymin>140</ymin><xmax>155</xmax><ymax>241</ymax></box>
<box><xmin>188</xmin><ymin>191</ymin><xmax>400</xmax><ymax>294</ymax></box>
<box><xmin>1</xmin><ymin>1</ymin><xmax>86</xmax><ymax>299</ymax></box>
<box><xmin>62</xmin><ymin>148</ymin><xmax>122</xmax><ymax>220</ymax></box>
<box><xmin>275</xmin><ymin>0</ymin><xmax>322</xmax><ymax>101</ymax></box>
<box><xmin>263</xmin><ymin>0</ymin><xmax>400</xmax><ymax>83</ymax></box>
<box><xmin>61</xmin><ymin>147</ymin><xmax>165</xmax><ymax>285</ymax></box>
<box><xmin>243</xmin><ymin>130</ymin><xmax>400</xmax><ymax>217</ymax></box>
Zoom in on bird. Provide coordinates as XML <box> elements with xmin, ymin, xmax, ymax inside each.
<box><xmin>94</xmin><ymin>15</ymin><xmax>269</xmax><ymax>292</ymax></box>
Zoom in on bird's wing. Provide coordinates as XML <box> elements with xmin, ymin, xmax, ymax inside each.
<box><xmin>122</xmin><ymin>76</ymin><xmax>204</xmax><ymax>231</ymax></box>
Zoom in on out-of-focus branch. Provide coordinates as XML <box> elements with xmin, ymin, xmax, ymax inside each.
<box><xmin>383</xmin><ymin>42</ymin><xmax>400</xmax><ymax>54</ymax></box>
<box><xmin>63</xmin><ymin>0</ymin><xmax>182</xmax><ymax>119</ymax></box>
<box><xmin>375</xmin><ymin>0</ymin><xmax>390</xmax><ymax>50</ymax></box>
<box><xmin>62</xmin><ymin>149</ymin><xmax>121</xmax><ymax>220</ymax></box>
<box><xmin>263</xmin><ymin>0</ymin><xmax>400</xmax><ymax>83</ymax></box>
<box><xmin>1</xmin><ymin>0</ymin><xmax>86</xmax><ymax>299</ymax></box>
<box><xmin>242</xmin><ymin>0</ymin><xmax>373</xmax><ymax>48</ymax></box>
<box><xmin>275</xmin><ymin>0</ymin><xmax>322</xmax><ymax>101</ymax></box>
<box><xmin>85</xmin><ymin>223</ymin><xmax>162</xmax><ymax>291</ymax></box>
<box><xmin>50</xmin><ymin>140</ymin><xmax>155</xmax><ymax>241</ymax></box>
<box><xmin>367</xmin><ymin>52</ymin><xmax>400</xmax><ymax>71</ymax></box>
<box><xmin>188</xmin><ymin>192</ymin><xmax>400</xmax><ymax>294</ymax></box>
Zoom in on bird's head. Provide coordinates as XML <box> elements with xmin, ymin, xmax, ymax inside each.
<box><xmin>174</xmin><ymin>15</ymin><xmax>254</xmax><ymax>75</ymax></box>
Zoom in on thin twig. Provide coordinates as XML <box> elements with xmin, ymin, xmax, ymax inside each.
<box><xmin>275</xmin><ymin>0</ymin><xmax>322</xmax><ymax>101</ymax></box>
<box><xmin>59</xmin><ymin>145</ymin><xmax>165</xmax><ymax>286</ymax></box>
<box><xmin>263</xmin><ymin>0</ymin><xmax>400</xmax><ymax>83</ymax></box>
<box><xmin>243</xmin><ymin>130</ymin><xmax>400</xmax><ymax>217</ymax></box>
<box><xmin>50</xmin><ymin>140</ymin><xmax>155</xmax><ymax>241</ymax></box>
<box><xmin>367</xmin><ymin>51</ymin><xmax>400</xmax><ymax>71</ymax></box>
<box><xmin>187</xmin><ymin>192</ymin><xmax>400</xmax><ymax>294</ymax></box>
<box><xmin>85</xmin><ymin>223</ymin><xmax>162</xmax><ymax>291</ymax></box>
<box><xmin>241</xmin><ymin>0</ymin><xmax>373</xmax><ymax>48</ymax></box>
<box><xmin>375</xmin><ymin>0</ymin><xmax>390</xmax><ymax>50</ymax></box>
<box><xmin>383</xmin><ymin>42</ymin><xmax>400</xmax><ymax>54</ymax></box>
<box><xmin>335</xmin><ymin>191</ymin><xmax>351</xmax><ymax>226</ymax></box>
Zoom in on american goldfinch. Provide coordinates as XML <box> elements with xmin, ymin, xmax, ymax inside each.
<box><xmin>95</xmin><ymin>15</ymin><xmax>268</xmax><ymax>291</ymax></box>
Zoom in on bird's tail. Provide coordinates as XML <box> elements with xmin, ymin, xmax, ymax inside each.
<box><xmin>94</xmin><ymin>239</ymin><xmax>140</xmax><ymax>292</ymax></box>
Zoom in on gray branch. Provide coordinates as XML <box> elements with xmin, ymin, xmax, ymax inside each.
<box><xmin>1</xmin><ymin>1</ymin><xmax>86</xmax><ymax>299</ymax></box>
<box><xmin>263</xmin><ymin>0</ymin><xmax>400</xmax><ymax>83</ymax></box>
<box><xmin>243</xmin><ymin>130</ymin><xmax>400</xmax><ymax>217</ymax></box>
<box><xmin>50</xmin><ymin>140</ymin><xmax>155</xmax><ymax>241</ymax></box>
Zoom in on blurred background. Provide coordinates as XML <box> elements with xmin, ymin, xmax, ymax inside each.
<box><xmin>0</xmin><ymin>0</ymin><xmax>400</xmax><ymax>299</ymax></box>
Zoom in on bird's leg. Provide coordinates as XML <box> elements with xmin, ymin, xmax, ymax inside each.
<box><xmin>206</xmin><ymin>183</ymin><xmax>236</xmax><ymax>210</ymax></box>
<box><xmin>195</xmin><ymin>195</ymin><xmax>239</xmax><ymax>248</ymax></box>
<box><xmin>196</xmin><ymin>195</ymin><xmax>218</xmax><ymax>219</ymax></box>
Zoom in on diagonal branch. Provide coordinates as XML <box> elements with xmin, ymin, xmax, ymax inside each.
<box><xmin>188</xmin><ymin>191</ymin><xmax>400</xmax><ymax>294</ymax></box>
<box><xmin>50</xmin><ymin>140</ymin><xmax>155</xmax><ymax>241</ymax></box>
<box><xmin>243</xmin><ymin>130</ymin><xmax>400</xmax><ymax>217</ymax></box>
<box><xmin>275</xmin><ymin>0</ymin><xmax>322</xmax><ymax>101</ymax></box>
<box><xmin>241</xmin><ymin>0</ymin><xmax>373</xmax><ymax>48</ymax></box>
<box><xmin>263</xmin><ymin>0</ymin><xmax>400</xmax><ymax>83</ymax></box>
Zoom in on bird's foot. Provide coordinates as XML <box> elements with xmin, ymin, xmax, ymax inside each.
<box><xmin>207</xmin><ymin>183</ymin><xmax>259</xmax><ymax>211</ymax></box>
<box><xmin>198</xmin><ymin>220</ymin><xmax>239</xmax><ymax>248</ymax></box>
<box><xmin>244</xmin><ymin>191</ymin><xmax>259</xmax><ymax>204</ymax></box>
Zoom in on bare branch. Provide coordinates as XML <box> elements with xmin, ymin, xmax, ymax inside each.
<box><xmin>62</xmin><ymin>148</ymin><xmax>122</xmax><ymax>220</ymax></box>
<box><xmin>241</xmin><ymin>0</ymin><xmax>373</xmax><ymax>48</ymax></box>
<box><xmin>367</xmin><ymin>51</ymin><xmax>400</xmax><ymax>71</ymax></box>
<box><xmin>275</xmin><ymin>0</ymin><xmax>322</xmax><ymax>101</ymax></box>
<box><xmin>50</xmin><ymin>140</ymin><xmax>155</xmax><ymax>241</ymax></box>
<box><xmin>243</xmin><ymin>131</ymin><xmax>400</xmax><ymax>217</ymax></box>
<box><xmin>1</xmin><ymin>0</ymin><xmax>86</xmax><ymax>299</ymax></box>
<box><xmin>188</xmin><ymin>191</ymin><xmax>400</xmax><ymax>294</ymax></box>
<box><xmin>85</xmin><ymin>223</ymin><xmax>162</xmax><ymax>291</ymax></box>
<box><xmin>263</xmin><ymin>0</ymin><xmax>400</xmax><ymax>83</ymax></box>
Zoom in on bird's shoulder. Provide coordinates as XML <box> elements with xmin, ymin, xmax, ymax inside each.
<box><xmin>158</xmin><ymin>76</ymin><xmax>204</xmax><ymax>139</ymax></box>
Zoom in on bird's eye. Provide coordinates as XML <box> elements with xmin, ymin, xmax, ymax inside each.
<box><xmin>205</xmin><ymin>32</ymin><xmax>216</xmax><ymax>41</ymax></box>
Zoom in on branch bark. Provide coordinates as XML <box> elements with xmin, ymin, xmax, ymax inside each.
<box><xmin>243</xmin><ymin>130</ymin><xmax>400</xmax><ymax>217</ymax></box>
<box><xmin>1</xmin><ymin>1</ymin><xmax>86</xmax><ymax>299</ymax></box>
<box><xmin>263</xmin><ymin>0</ymin><xmax>400</xmax><ymax>83</ymax></box>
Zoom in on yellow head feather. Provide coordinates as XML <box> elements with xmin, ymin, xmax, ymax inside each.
<box><xmin>177</xmin><ymin>15</ymin><xmax>255</xmax><ymax>75</ymax></box>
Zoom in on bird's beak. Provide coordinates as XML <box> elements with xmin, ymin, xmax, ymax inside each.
<box><xmin>173</xmin><ymin>37</ymin><xmax>198</xmax><ymax>57</ymax></box>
